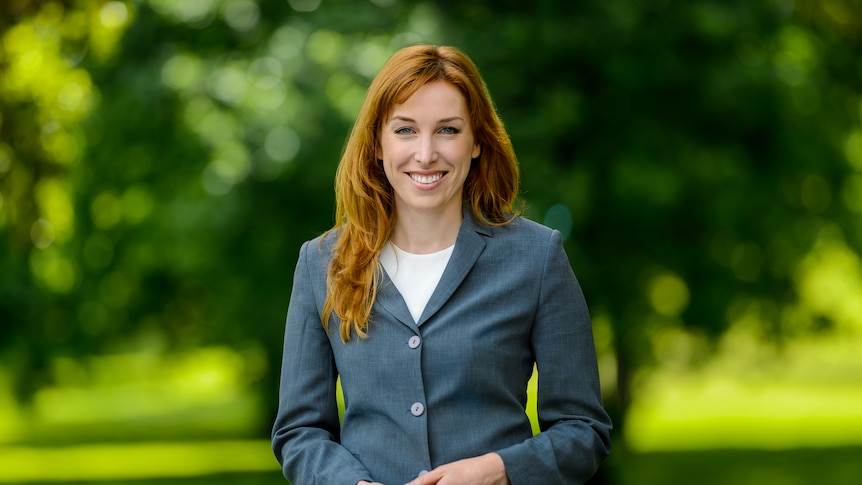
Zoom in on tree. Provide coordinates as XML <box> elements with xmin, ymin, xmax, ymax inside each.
<box><xmin>2</xmin><ymin>1</ymin><xmax>861</xmax><ymax>471</ymax></box>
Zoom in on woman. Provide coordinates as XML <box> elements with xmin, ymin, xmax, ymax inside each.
<box><xmin>272</xmin><ymin>44</ymin><xmax>612</xmax><ymax>485</ymax></box>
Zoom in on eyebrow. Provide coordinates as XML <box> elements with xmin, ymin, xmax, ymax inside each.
<box><xmin>387</xmin><ymin>116</ymin><xmax>465</xmax><ymax>124</ymax></box>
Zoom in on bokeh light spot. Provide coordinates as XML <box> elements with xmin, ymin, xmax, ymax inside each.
<box><xmin>161</xmin><ymin>53</ymin><xmax>203</xmax><ymax>91</ymax></box>
<box><xmin>208</xmin><ymin>65</ymin><xmax>248</xmax><ymax>105</ymax></box>
<box><xmin>57</xmin><ymin>81</ymin><xmax>86</xmax><ymax>112</ymax></box>
<box><xmin>325</xmin><ymin>73</ymin><xmax>365</xmax><ymax>121</ymax></box>
<box><xmin>41</xmin><ymin>128</ymin><xmax>83</xmax><ymax>165</ymax></box>
<box><xmin>772</xmin><ymin>26</ymin><xmax>818</xmax><ymax>87</ymax></box>
<box><xmin>844</xmin><ymin>129</ymin><xmax>862</xmax><ymax>170</ymax></box>
<box><xmin>288</xmin><ymin>0</ymin><xmax>322</xmax><ymax>13</ymax></box>
<box><xmin>201</xmin><ymin>141</ymin><xmax>250</xmax><ymax>195</ymax></box>
<box><xmin>248</xmin><ymin>57</ymin><xmax>283</xmax><ymax>88</ymax></box>
<box><xmin>35</xmin><ymin>178</ymin><xmax>75</xmax><ymax>242</ymax></box>
<box><xmin>185</xmin><ymin>101</ymin><xmax>240</xmax><ymax>147</ymax></box>
<box><xmin>264</xmin><ymin>126</ymin><xmax>300</xmax><ymax>163</ymax></box>
<box><xmin>99</xmin><ymin>2</ymin><xmax>129</xmax><ymax>29</ymax></box>
<box><xmin>211</xmin><ymin>141</ymin><xmax>251</xmax><ymax>183</ymax></box>
<box><xmin>269</xmin><ymin>24</ymin><xmax>306</xmax><ymax>62</ymax></box>
<box><xmin>246</xmin><ymin>78</ymin><xmax>286</xmax><ymax>112</ymax></box>
<box><xmin>221</xmin><ymin>0</ymin><xmax>260</xmax><ymax>32</ymax></box>
<box><xmin>30</xmin><ymin>248</ymin><xmax>78</xmax><ymax>293</ymax></box>
<box><xmin>91</xmin><ymin>192</ymin><xmax>123</xmax><ymax>230</ymax></box>
<box><xmin>307</xmin><ymin>29</ymin><xmax>343</xmax><ymax>66</ymax></box>
<box><xmin>31</xmin><ymin>218</ymin><xmax>56</xmax><ymax>249</ymax></box>
<box><xmin>122</xmin><ymin>185</ymin><xmax>154</xmax><ymax>224</ymax></box>
<box><xmin>408</xmin><ymin>4</ymin><xmax>441</xmax><ymax>37</ymax></box>
<box><xmin>648</xmin><ymin>272</ymin><xmax>690</xmax><ymax>317</ymax></box>
<box><xmin>351</xmin><ymin>41</ymin><xmax>390</xmax><ymax>79</ymax></box>
<box><xmin>151</xmin><ymin>0</ymin><xmax>216</xmax><ymax>26</ymax></box>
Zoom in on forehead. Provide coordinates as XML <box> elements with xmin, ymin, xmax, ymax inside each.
<box><xmin>388</xmin><ymin>81</ymin><xmax>468</xmax><ymax>117</ymax></box>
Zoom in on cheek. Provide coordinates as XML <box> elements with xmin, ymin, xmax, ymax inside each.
<box><xmin>379</xmin><ymin>138</ymin><xmax>406</xmax><ymax>163</ymax></box>
<box><xmin>381</xmin><ymin>160</ymin><xmax>394</xmax><ymax>180</ymax></box>
<box><xmin>381</xmin><ymin>159</ymin><xmax>401</xmax><ymax>187</ymax></box>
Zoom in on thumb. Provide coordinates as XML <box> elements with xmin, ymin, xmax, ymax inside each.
<box><xmin>405</xmin><ymin>469</ymin><xmax>439</xmax><ymax>485</ymax></box>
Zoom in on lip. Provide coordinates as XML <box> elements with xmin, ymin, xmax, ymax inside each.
<box><xmin>407</xmin><ymin>171</ymin><xmax>447</xmax><ymax>188</ymax></box>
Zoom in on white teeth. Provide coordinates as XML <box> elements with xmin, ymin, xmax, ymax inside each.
<box><xmin>411</xmin><ymin>173</ymin><xmax>443</xmax><ymax>184</ymax></box>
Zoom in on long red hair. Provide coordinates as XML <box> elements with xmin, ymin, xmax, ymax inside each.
<box><xmin>323</xmin><ymin>44</ymin><xmax>520</xmax><ymax>341</ymax></box>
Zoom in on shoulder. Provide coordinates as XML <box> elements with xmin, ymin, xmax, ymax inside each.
<box><xmin>488</xmin><ymin>215</ymin><xmax>557</xmax><ymax>243</ymax></box>
<box><xmin>465</xmin><ymin>209</ymin><xmax>554</xmax><ymax>240</ymax></box>
<box><xmin>297</xmin><ymin>230</ymin><xmax>338</xmax><ymax>268</ymax></box>
<box><xmin>473</xmin><ymin>216</ymin><xmax>562</xmax><ymax>267</ymax></box>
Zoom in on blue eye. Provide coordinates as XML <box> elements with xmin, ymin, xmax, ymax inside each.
<box><xmin>439</xmin><ymin>126</ymin><xmax>459</xmax><ymax>134</ymax></box>
<box><xmin>394</xmin><ymin>127</ymin><xmax>414</xmax><ymax>135</ymax></box>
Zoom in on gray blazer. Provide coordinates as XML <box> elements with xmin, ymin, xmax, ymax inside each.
<box><xmin>272</xmin><ymin>211</ymin><xmax>612</xmax><ymax>485</ymax></box>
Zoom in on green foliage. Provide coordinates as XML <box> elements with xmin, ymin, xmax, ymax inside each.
<box><xmin>2</xmin><ymin>0</ymin><xmax>861</xmax><ymax>456</ymax></box>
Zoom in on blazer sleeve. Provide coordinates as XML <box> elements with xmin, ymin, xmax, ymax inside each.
<box><xmin>271</xmin><ymin>241</ymin><xmax>375</xmax><ymax>485</ymax></box>
<box><xmin>496</xmin><ymin>229</ymin><xmax>612</xmax><ymax>485</ymax></box>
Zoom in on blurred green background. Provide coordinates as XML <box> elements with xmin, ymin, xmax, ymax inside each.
<box><xmin>2</xmin><ymin>0</ymin><xmax>862</xmax><ymax>483</ymax></box>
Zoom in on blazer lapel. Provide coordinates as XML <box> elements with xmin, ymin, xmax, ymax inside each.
<box><xmin>375</xmin><ymin>269</ymin><xmax>417</xmax><ymax>330</ymax></box>
<box><xmin>417</xmin><ymin>210</ymin><xmax>490</xmax><ymax>326</ymax></box>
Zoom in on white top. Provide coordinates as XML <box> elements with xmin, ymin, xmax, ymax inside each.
<box><xmin>379</xmin><ymin>242</ymin><xmax>454</xmax><ymax>323</ymax></box>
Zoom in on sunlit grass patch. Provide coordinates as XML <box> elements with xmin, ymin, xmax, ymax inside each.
<box><xmin>0</xmin><ymin>346</ymin><xmax>266</xmax><ymax>446</ymax></box>
<box><xmin>627</xmin><ymin>378</ymin><xmax>862</xmax><ymax>451</ymax></box>
<box><xmin>0</xmin><ymin>440</ymin><xmax>277</xmax><ymax>483</ymax></box>
<box><xmin>626</xmin><ymin>332</ymin><xmax>862</xmax><ymax>451</ymax></box>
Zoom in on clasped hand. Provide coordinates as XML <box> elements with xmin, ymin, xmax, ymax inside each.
<box><xmin>358</xmin><ymin>452</ymin><xmax>509</xmax><ymax>485</ymax></box>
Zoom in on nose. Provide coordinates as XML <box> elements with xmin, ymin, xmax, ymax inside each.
<box><xmin>415</xmin><ymin>134</ymin><xmax>437</xmax><ymax>165</ymax></box>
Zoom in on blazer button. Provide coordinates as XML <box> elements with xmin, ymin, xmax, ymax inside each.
<box><xmin>410</xmin><ymin>402</ymin><xmax>425</xmax><ymax>417</ymax></box>
<box><xmin>408</xmin><ymin>335</ymin><xmax>421</xmax><ymax>349</ymax></box>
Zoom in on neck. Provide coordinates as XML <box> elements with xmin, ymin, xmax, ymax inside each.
<box><xmin>390</xmin><ymin>205</ymin><xmax>462</xmax><ymax>254</ymax></box>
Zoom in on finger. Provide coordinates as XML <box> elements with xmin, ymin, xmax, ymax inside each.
<box><xmin>405</xmin><ymin>469</ymin><xmax>441</xmax><ymax>485</ymax></box>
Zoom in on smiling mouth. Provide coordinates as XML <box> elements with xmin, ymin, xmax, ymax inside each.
<box><xmin>410</xmin><ymin>172</ymin><xmax>445</xmax><ymax>184</ymax></box>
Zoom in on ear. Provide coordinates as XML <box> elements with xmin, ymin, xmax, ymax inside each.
<box><xmin>375</xmin><ymin>145</ymin><xmax>383</xmax><ymax>161</ymax></box>
<box><xmin>471</xmin><ymin>143</ymin><xmax>481</xmax><ymax>159</ymax></box>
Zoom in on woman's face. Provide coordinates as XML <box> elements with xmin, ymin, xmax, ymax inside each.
<box><xmin>379</xmin><ymin>81</ymin><xmax>481</xmax><ymax>219</ymax></box>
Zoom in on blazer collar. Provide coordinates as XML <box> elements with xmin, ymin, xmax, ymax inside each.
<box><xmin>375</xmin><ymin>209</ymin><xmax>492</xmax><ymax>329</ymax></box>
